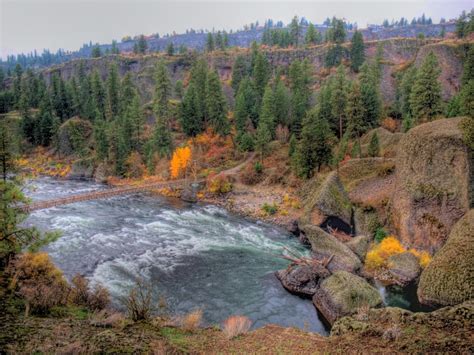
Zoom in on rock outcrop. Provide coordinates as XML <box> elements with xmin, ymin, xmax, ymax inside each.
<box><xmin>303</xmin><ymin>225</ymin><xmax>361</xmax><ymax>272</ymax></box>
<box><xmin>68</xmin><ymin>158</ymin><xmax>95</xmax><ymax>180</ymax></box>
<box><xmin>313</xmin><ymin>271</ymin><xmax>382</xmax><ymax>325</ymax></box>
<box><xmin>387</xmin><ymin>252</ymin><xmax>421</xmax><ymax>286</ymax></box>
<box><xmin>301</xmin><ymin>171</ymin><xmax>352</xmax><ymax>227</ymax></box>
<box><xmin>417</xmin><ymin>209</ymin><xmax>474</xmax><ymax>306</ymax></box>
<box><xmin>276</xmin><ymin>264</ymin><xmax>330</xmax><ymax>297</ymax></box>
<box><xmin>391</xmin><ymin>118</ymin><xmax>473</xmax><ymax>252</ymax></box>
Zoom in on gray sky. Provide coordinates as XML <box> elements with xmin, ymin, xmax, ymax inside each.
<box><xmin>0</xmin><ymin>0</ymin><xmax>471</xmax><ymax>59</ymax></box>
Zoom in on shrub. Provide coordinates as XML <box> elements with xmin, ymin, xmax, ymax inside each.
<box><xmin>207</xmin><ymin>174</ymin><xmax>233</xmax><ymax>195</ymax></box>
<box><xmin>180</xmin><ymin>309</ymin><xmax>203</xmax><ymax>331</ymax></box>
<box><xmin>69</xmin><ymin>274</ymin><xmax>110</xmax><ymax>311</ymax></box>
<box><xmin>125</xmin><ymin>152</ymin><xmax>145</xmax><ymax>179</ymax></box>
<box><xmin>122</xmin><ymin>280</ymin><xmax>154</xmax><ymax>321</ymax></box>
<box><xmin>254</xmin><ymin>161</ymin><xmax>263</xmax><ymax>174</ymax></box>
<box><xmin>365</xmin><ymin>236</ymin><xmax>405</xmax><ymax>270</ymax></box>
<box><xmin>222</xmin><ymin>315</ymin><xmax>252</xmax><ymax>339</ymax></box>
<box><xmin>238</xmin><ymin>133</ymin><xmax>254</xmax><ymax>152</ymax></box>
<box><xmin>374</xmin><ymin>228</ymin><xmax>388</xmax><ymax>243</ymax></box>
<box><xmin>240</xmin><ymin>163</ymin><xmax>264</xmax><ymax>185</ymax></box>
<box><xmin>275</xmin><ymin>124</ymin><xmax>290</xmax><ymax>143</ymax></box>
<box><xmin>262</xmin><ymin>202</ymin><xmax>278</xmax><ymax>215</ymax></box>
<box><xmin>8</xmin><ymin>252</ymin><xmax>69</xmax><ymax>315</ymax></box>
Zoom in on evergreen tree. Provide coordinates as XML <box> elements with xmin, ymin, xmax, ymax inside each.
<box><xmin>368</xmin><ymin>132</ymin><xmax>380</xmax><ymax>157</ymax></box>
<box><xmin>350</xmin><ymin>30</ymin><xmax>365</xmax><ymax>72</ymax></box>
<box><xmin>215</xmin><ymin>31</ymin><xmax>224</xmax><ymax>50</ymax></box>
<box><xmin>123</xmin><ymin>93</ymin><xmax>144</xmax><ymax>151</ymax></box>
<box><xmin>188</xmin><ymin>59</ymin><xmax>208</xmax><ymax>124</ymax></box>
<box><xmin>174</xmin><ymin>80</ymin><xmax>184</xmax><ymax>99</ymax></box>
<box><xmin>252</xmin><ymin>51</ymin><xmax>271</xmax><ymax>106</ymax></box>
<box><xmin>91</xmin><ymin>45</ymin><xmax>102</xmax><ymax>58</ymax></box>
<box><xmin>206</xmin><ymin>70</ymin><xmax>229</xmax><ymax>136</ymax></box>
<box><xmin>105</xmin><ymin>63</ymin><xmax>120</xmax><ymax>120</ymax></box>
<box><xmin>462</xmin><ymin>45</ymin><xmax>474</xmax><ymax>86</ymax></box>
<box><xmin>234</xmin><ymin>77</ymin><xmax>258</xmax><ymax>135</ymax></box>
<box><xmin>137</xmin><ymin>35</ymin><xmax>148</xmax><ymax>54</ymax></box>
<box><xmin>90</xmin><ymin>70</ymin><xmax>106</xmax><ymax>119</ymax></box>
<box><xmin>119</xmin><ymin>72</ymin><xmax>136</xmax><ymax>115</ymax></box>
<box><xmin>259</xmin><ymin>84</ymin><xmax>276</xmax><ymax>139</ymax></box>
<box><xmin>0</xmin><ymin>67</ymin><xmax>4</xmax><ymax>91</ymax></box>
<box><xmin>346</xmin><ymin>81</ymin><xmax>367</xmax><ymax>156</ymax></box>
<box><xmin>231</xmin><ymin>55</ymin><xmax>249</xmax><ymax>94</ymax></box>
<box><xmin>373</xmin><ymin>43</ymin><xmax>384</xmax><ymax>82</ymax></box>
<box><xmin>93</xmin><ymin>111</ymin><xmax>109</xmax><ymax>161</ymax></box>
<box><xmin>180</xmin><ymin>84</ymin><xmax>203</xmax><ymax>136</ymax></box>
<box><xmin>153</xmin><ymin>60</ymin><xmax>172</xmax><ymax>119</ymax></box>
<box><xmin>13</xmin><ymin>64</ymin><xmax>23</xmax><ymax>108</ymax></box>
<box><xmin>289</xmin><ymin>59</ymin><xmax>312</xmax><ymax>135</ymax></box>
<box><xmin>273</xmin><ymin>78</ymin><xmax>290</xmax><ymax>126</ymax></box>
<box><xmin>295</xmin><ymin>108</ymin><xmax>332</xmax><ymax>178</ymax></box>
<box><xmin>289</xmin><ymin>16</ymin><xmax>300</xmax><ymax>46</ymax></box>
<box><xmin>446</xmin><ymin>94</ymin><xmax>461</xmax><ymax>118</ymax></box>
<box><xmin>399</xmin><ymin>66</ymin><xmax>417</xmax><ymax>119</ymax></box>
<box><xmin>37</xmin><ymin>94</ymin><xmax>56</xmax><ymax>146</ymax></box>
<box><xmin>305</xmin><ymin>23</ymin><xmax>320</xmax><ymax>45</ymax></box>
<box><xmin>111</xmin><ymin>40</ymin><xmax>120</xmax><ymax>54</ymax></box>
<box><xmin>460</xmin><ymin>79</ymin><xmax>474</xmax><ymax>118</ymax></box>
<box><xmin>318</xmin><ymin>80</ymin><xmax>336</xmax><ymax>134</ymax></box>
<box><xmin>146</xmin><ymin>115</ymin><xmax>172</xmax><ymax>172</ymax></box>
<box><xmin>359</xmin><ymin>62</ymin><xmax>382</xmax><ymax>128</ymax></box>
<box><xmin>255</xmin><ymin>120</ymin><xmax>272</xmax><ymax>161</ymax></box>
<box><xmin>166</xmin><ymin>42</ymin><xmax>174</xmax><ymax>56</ymax></box>
<box><xmin>328</xmin><ymin>18</ymin><xmax>346</xmax><ymax>44</ymax></box>
<box><xmin>206</xmin><ymin>32</ymin><xmax>215</xmax><ymax>52</ymax></box>
<box><xmin>331</xmin><ymin>65</ymin><xmax>348</xmax><ymax>139</ymax></box>
<box><xmin>288</xmin><ymin>133</ymin><xmax>297</xmax><ymax>158</ymax></box>
<box><xmin>409</xmin><ymin>51</ymin><xmax>443</xmax><ymax>123</ymax></box>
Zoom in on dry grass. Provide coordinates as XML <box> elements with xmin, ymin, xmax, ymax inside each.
<box><xmin>122</xmin><ymin>280</ymin><xmax>154</xmax><ymax>321</ymax></box>
<box><xmin>222</xmin><ymin>315</ymin><xmax>252</xmax><ymax>339</ymax></box>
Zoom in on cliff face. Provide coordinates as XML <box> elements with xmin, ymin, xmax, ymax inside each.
<box><xmin>42</xmin><ymin>38</ymin><xmax>469</xmax><ymax>106</ymax></box>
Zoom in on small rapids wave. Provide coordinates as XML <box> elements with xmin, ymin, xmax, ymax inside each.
<box><xmin>25</xmin><ymin>177</ymin><xmax>327</xmax><ymax>334</ymax></box>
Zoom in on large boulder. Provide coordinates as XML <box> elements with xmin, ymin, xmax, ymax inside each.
<box><xmin>57</xmin><ymin>117</ymin><xmax>93</xmax><ymax>157</ymax></box>
<box><xmin>345</xmin><ymin>235</ymin><xmax>371</xmax><ymax>260</ymax></box>
<box><xmin>391</xmin><ymin>118</ymin><xmax>473</xmax><ymax>253</ymax></box>
<box><xmin>303</xmin><ymin>225</ymin><xmax>362</xmax><ymax>273</ymax></box>
<box><xmin>353</xmin><ymin>206</ymin><xmax>381</xmax><ymax>237</ymax></box>
<box><xmin>387</xmin><ymin>252</ymin><xmax>421</xmax><ymax>286</ymax></box>
<box><xmin>301</xmin><ymin>171</ymin><xmax>352</xmax><ymax>227</ymax></box>
<box><xmin>275</xmin><ymin>264</ymin><xmax>330</xmax><ymax>297</ymax></box>
<box><xmin>313</xmin><ymin>271</ymin><xmax>382</xmax><ymax>325</ymax></box>
<box><xmin>360</xmin><ymin>127</ymin><xmax>404</xmax><ymax>158</ymax></box>
<box><xmin>417</xmin><ymin>209</ymin><xmax>474</xmax><ymax>306</ymax></box>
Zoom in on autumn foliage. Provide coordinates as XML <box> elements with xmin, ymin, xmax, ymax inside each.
<box><xmin>365</xmin><ymin>236</ymin><xmax>432</xmax><ymax>271</ymax></box>
<box><xmin>170</xmin><ymin>146</ymin><xmax>192</xmax><ymax>179</ymax></box>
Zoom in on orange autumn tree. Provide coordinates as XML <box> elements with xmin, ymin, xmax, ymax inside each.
<box><xmin>170</xmin><ymin>146</ymin><xmax>192</xmax><ymax>179</ymax></box>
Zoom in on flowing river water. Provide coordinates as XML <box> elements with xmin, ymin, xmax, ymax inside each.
<box><xmin>25</xmin><ymin>177</ymin><xmax>329</xmax><ymax>334</ymax></box>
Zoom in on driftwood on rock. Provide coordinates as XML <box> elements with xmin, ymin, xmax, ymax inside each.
<box><xmin>280</xmin><ymin>247</ymin><xmax>334</xmax><ymax>269</ymax></box>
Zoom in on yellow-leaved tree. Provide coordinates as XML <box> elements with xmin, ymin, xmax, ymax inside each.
<box><xmin>170</xmin><ymin>146</ymin><xmax>192</xmax><ymax>179</ymax></box>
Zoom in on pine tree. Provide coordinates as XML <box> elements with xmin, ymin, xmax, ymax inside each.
<box><xmin>399</xmin><ymin>66</ymin><xmax>417</xmax><ymax>120</ymax></box>
<box><xmin>111</xmin><ymin>40</ymin><xmax>120</xmax><ymax>55</ymax></box>
<box><xmin>231</xmin><ymin>55</ymin><xmax>249</xmax><ymax>94</ymax></box>
<box><xmin>189</xmin><ymin>59</ymin><xmax>208</xmax><ymax>124</ymax></box>
<box><xmin>105</xmin><ymin>63</ymin><xmax>120</xmax><ymax>120</ymax></box>
<box><xmin>350</xmin><ymin>30</ymin><xmax>365</xmax><ymax>72</ymax></box>
<box><xmin>153</xmin><ymin>60</ymin><xmax>172</xmax><ymax>119</ymax></box>
<box><xmin>373</xmin><ymin>43</ymin><xmax>384</xmax><ymax>82</ymax></box>
<box><xmin>91</xmin><ymin>45</ymin><xmax>102</xmax><ymax>58</ymax></box>
<box><xmin>146</xmin><ymin>115</ymin><xmax>172</xmax><ymax>172</ymax></box>
<box><xmin>166</xmin><ymin>42</ymin><xmax>174</xmax><ymax>56</ymax></box>
<box><xmin>255</xmin><ymin>120</ymin><xmax>272</xmax><ymax>161</ymax></box>
<box><xmin>124</xmin><ymin>93</ymin><xmax>144</xmax><ymax>151</ymax></box>
<box><xmin>234</xmin><ymin>77</ymin><xmax>258</xmax><ymax>134</ymax></box>
<box><xmin>318</xmin><ymin>80</ymin><xmax>336</xmax><ymax>134</ymax></box>
<box><xmin>331</xmin><ymin>65</ymin><xmax>348</xmax><ymax>140</ymax></box>
<box><xmin>461</xmin><ymin>45</ymin><xmax>474</xmax><ymax>86</ymax></box>
<box><xmin>305</xmin><ymin>23</ymin><xmax>317</xmax><ymax>45</ymax></box>
<box><xmin>206</xmin><ymin>70</ymin><xmax>229</xmax><ymax>135</ymax></box>
<box><xmin>206</xmin><ymin>33</ymin><xmax>215</xmax><ymax>52</ymax></box>
<box><xmin>346</xmin><ymin>81</ymin><xmax>367</xmax><ymax>155</ymax></box>
<box><xmin>137</xmin><ymin>35</ymin><xmax>148</xmax><ymax>54</ymax></box>
<box><xmin>93</xmin><ymin>111</ymin><xmax>109</xmax><ymax>160</ymax></box>
<box><xmin>288</xmin><ymin>133</ymin><xmax>297</xmax><ymax>158</ymax></box>
<box><xmin>252</xmin><ymin>51</ymin><xmax>271</xmax><ymax>106</ymax></box>
<box><xmin>368</xmin><ymin>132</ymin><xmax>380</xmax><ymax>157</ymax></box>
<box><xmin>295</xmin><ymin>108</ymin><xmax>332</xmax><ymax>178</ymax></box>
<box><xmin>0</xmin><ymin>67</ymin><xmax>5</xmax><ymax>91</ymax></box>
<box><xmin>289</xmin><ymin>16</ymin><xmax>300</xmax><ymax>46</ymax></box>
<box><xmin>215</xmin><ymin>31</ymin><xmax>224</xmax><ymax>50</ymax></box>
<box><xmin>90</xmin><ymin>70</ymin><xmax>105</xmax><ymax>119</ymax></box>
<box><xmin>259</xmin><ymin>84</ymin><xmax>276</xmax><ymax>139</ymax></box>
<box><xmin>174</xmin><ymin>80</ymin><xmax>184</xmax><ymax>99</ymax></box>
<box><xmin>359</xmin><ymin>62</ymin><xmax>382</xmax><ymax>128</ymax></box>
<box><xmin>289</xmin><ymin>59</ymin><xmax>312</xmax><ymax>136</ymax></box>
<box><xmin>37</xmin><ymin>94</ymin><xmax>56</xmax><ymax>146</ymax></box>
<box><xmin>273</xmin><ymin>78</ymin><xmax>290</xmax><ymax>127</ymax></box>
<box><xmin>409</xmin><ymin>51</ymin><xmax>443</xmax><ymax>123</ymax></box>
<box><xmin>180</xmin><ymin>84</ymin><xmax>203</xmax><ymax>136</ymax></box>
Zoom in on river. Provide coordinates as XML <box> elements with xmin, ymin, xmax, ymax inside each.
<box><xmin>25</xmin><ymin>177</ymin><xmax>328</xmax><ymax>334</ymax></box>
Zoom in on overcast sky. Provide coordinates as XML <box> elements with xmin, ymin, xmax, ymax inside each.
<box><xmin>0</xmin><ymin>0</ymin><xmax>471</xmax><ymax>59</ymax></box>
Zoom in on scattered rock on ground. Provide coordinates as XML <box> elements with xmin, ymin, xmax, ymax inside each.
<box><xmin>313</xmin><ymin>271</ymin><xmax>382</xmax><ymax>325</ymax></box>
<box><xmin>417</xmin><ymin>209</ymin><xmax>474</xmax><ymax>306</ymax></box>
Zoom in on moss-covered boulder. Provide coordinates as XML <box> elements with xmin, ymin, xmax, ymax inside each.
<box><xmin>417</xmin><ymin>209</ymin><xmax>474</xmax><ymax>306</ymax></box>
<box><xmin>302</xmin><ymin>225</ymin><xmax>362</xmax><ymax>272</ymax></box>
<box><xmin>57</xmin><ymin>117</ymin><xmax>92</xmax><ymax>157</ymax></box>
<box><xmin>301</xmin><ymin>171</ymin><xmax>352</xmax><ymax>226</ymax></box>
<box><xmin>345</xmin><ymin>235</ymin><xmax>371</xmax><ymax>260</ymax></box>
<box><xmin>353</xmin><ymin>206</ymin><xmax>381</xmax><ymax>237</ymax></box>
<box><xmin>276</xmin><ymin>264</ymin><xmax>330</xmax><ymax>297</ymax></box>
<box><xmin>392</xmin><ymin>118</ymin><xmax>473</xmax><ymax>252</ymax></box>
<box><xmin>313</xmin><ymin>271</ymin><xmax>382</xmax><ymax>325</ymax></box>
<box><xmin>387</xmin><ymin>252</ymin><xmax>421</xmax><ymax>286</ymax></box>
